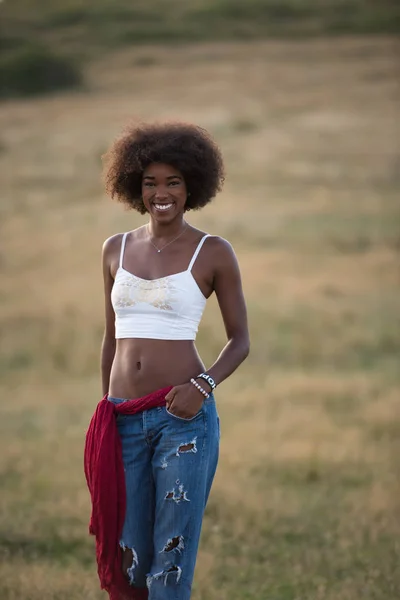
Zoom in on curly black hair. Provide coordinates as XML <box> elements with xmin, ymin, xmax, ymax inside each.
<box><xmin>103</xmin><ymin>121</ymin><xmax>225</xmax><ymax>214</ymax></box>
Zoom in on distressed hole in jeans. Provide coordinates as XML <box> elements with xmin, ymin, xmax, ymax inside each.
<box><xmin>160</xmin><ymin>535</ymin><xmax>184</xmax><ymax>554</ymax></box>
<box><xmin>176</xmin><ymin>436</ymin><xmax>197</xmax><ymax>456</ymax></box>
<box><xmin>164</xmin><ymin>480</ymin><xmax>190</xmax><ymax>504</ymax></box>
<box><xmin>147</xmin><ymin>565</ymin><xmax>182</xmax><ymax>588</ymax></box>
<box><xmin>120</xmin><ymin>541</ymin><xmax>139</xmax><ymax>585</ymax></box>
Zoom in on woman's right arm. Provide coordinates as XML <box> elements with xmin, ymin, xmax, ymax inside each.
<box><xmin>101</xmin><ymin>237</ymin><xmax>117</xmax><ymax>396</ymax></box>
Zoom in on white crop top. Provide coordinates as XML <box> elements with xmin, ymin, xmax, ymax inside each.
<box><xmin>111</xmin><ymin>232</ymin><xmax>211</xmax><ymax>340</ymax></box>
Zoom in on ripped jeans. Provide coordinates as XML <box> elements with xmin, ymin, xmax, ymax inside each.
<box><xmin>108</xmin><ymin>394</ymin><xmax>220</xmax><ymax>600</ymax></box>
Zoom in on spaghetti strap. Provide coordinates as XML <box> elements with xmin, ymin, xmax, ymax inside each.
<box><xmin>187</xmin><ymin>234</ymin><xmax>210</xmax><ymax>272</ymax></box>
<box><xmin>119</xmin><ymin>232</ymin><xmax>128</xmax><ymax>269</ymax></box>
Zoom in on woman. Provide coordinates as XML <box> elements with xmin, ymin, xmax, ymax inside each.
<box><xmin>85</xmin><ymin>122</ymin><xmax>249</xmax><ymax>600</ymax></box>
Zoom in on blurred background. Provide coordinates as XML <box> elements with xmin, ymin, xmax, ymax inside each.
<box><xmin>0</xmin><ymin>2</ymin><xmax>399</xmax><ymax>599</ymax></box>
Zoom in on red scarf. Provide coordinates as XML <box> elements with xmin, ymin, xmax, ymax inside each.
<box><xmin>84</xmin><ymin>387</ymin><xmax>172</xmax><ymax>600</ymax></box>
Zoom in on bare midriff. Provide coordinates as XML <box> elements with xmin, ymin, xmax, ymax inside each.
<box><xmin>108</xmin><ymin>338</ymin><xmax>205</xmax><ymax>400</ymax></box>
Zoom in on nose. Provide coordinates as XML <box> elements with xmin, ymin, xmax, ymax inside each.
<box><xmin>155</xmin><ymin>185</ymin><xmax>168</xmax><ymax>200</ymax></box>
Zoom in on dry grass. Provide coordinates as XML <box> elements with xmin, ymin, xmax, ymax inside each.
<box><xmin>0</xmin><ymin>37</ymin><xmax>399</xmax><ymax>599</ymax></box>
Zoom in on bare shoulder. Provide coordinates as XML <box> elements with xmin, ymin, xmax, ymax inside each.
<box><xmin>102</xmin><ymin>227</ymin><xmax>141</xmax><ymax>256</ymax></box>
<box><xmin>102</xmin><ymin>232</ymin><xmax>124</xmax><ymax>254</ymax></box>
<box><xmin>204</xmin><ymin>235</ymin><xmax>238</xmax><ymax>267</ymax></box>
<box><xmin>205</xmin><ymin>234</ymin><xmax>234</xmax><ymax>251</ymax></box>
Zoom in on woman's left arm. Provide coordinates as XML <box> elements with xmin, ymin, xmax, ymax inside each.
<box><xmin>202</xmin><ymin>237</ymin><xmax>250</xmax><ymax>387</ymax></box>
<box><xmin>166</xmin><ymin>238</ymin><xmax>249</xmax><ymax>417</ymax></box>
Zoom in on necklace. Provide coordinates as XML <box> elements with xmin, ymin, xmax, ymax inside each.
<box><xmin>147</xmin><ymin>223</ymin><xmax>187</xmax><ymax>253</ymax></box>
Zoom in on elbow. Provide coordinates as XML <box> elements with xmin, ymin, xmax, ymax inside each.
<box><xmin>242</xmin><ymin>338</ymin><xmax>250</xmax><ymax>361</ymax></box>
<box><xmin>102</xmin><ymin>332</ymin><xmax>116</xmax><ymax>355</ymax></box>
<box><xmin>102</xmin><ymin>335</ymin><xmax>115</xmax><ymax>348</ymax></box>
<box><xmin>233</xmin><ymin>334</ymin><xmax>250</xmax><ymax>363</ymax></box>
<box><xmin>103</xmin><ymin>326</ymin><xmax>116</xmax><ymax>344</ymax></box>
<box><xmin>230</xmin><ymin>332</ymin><xmax>250</xmax><ymax>364</ymax></box>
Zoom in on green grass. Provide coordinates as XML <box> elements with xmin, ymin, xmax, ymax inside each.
<box><xmin>1</xmin><ymin>1</ymin><xmax>400</xmax><ymax>59</ymax></box>
<box><xmin>2</xmin><ymin>1</ymin><xmax>399</xmax><ymax>98</ymax></box>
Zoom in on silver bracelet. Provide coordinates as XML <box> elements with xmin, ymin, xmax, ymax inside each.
<box><xmin>190</xmin><ymin>378</ymin><xmax>209</xmax><ymax>399</ymax></box>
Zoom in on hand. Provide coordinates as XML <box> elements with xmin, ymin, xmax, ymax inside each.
<box><xmin>165</xmin><ymin>383</ymin><xmax>204</xmax><ymax>419</ymax></box>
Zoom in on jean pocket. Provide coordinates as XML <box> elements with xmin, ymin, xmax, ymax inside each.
<box><xmin>165</xmin><ymin>406</ymin><xmax>203</xmax><ymax>422</ymax></box>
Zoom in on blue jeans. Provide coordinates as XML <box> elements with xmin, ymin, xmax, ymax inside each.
<box><xmin>108</xmin><ymin>393</ymin><xmax>220</xmax><ymax>600</ymax></box>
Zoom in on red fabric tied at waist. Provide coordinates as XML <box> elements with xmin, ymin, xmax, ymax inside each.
<box><xmin>84</xmin><ymin>387</ymin><xmax>172</xmax><ymax>600</ymax></box>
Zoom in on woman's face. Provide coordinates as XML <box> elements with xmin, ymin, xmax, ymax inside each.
<box><xmin>142</xmin><ymin>163</ymin><xmax>188</xmax><ymax>221</ymax></box>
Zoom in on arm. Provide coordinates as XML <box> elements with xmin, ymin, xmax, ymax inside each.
<box><xmin>166</xmin><ymin>237</ymin><xmax>249</xmax><ymax>416</ymax></box>
<box><xmin>199</xmin><ymin>238</ymin><xmax>250</xmax><ymax>389</ymax></box>
<box><xmin>101</xmin><ymin>237</ymin><xmax>117</xmax><ymax>396</ymax></box>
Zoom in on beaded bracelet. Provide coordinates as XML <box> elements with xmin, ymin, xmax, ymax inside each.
<box><xmin>196</xmin><ymin>372</ymin><xmax>216</xmax><ymax>392</ymax></box>
<box><xmin>190</xmin><ymin>378</ymin><xmax>209</xmax><ymax>399</ymax></box>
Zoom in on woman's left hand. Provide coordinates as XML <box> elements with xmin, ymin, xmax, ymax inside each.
<box><xmin>165</xmin><ymin>383</ymin><xmax>205</xmax><ymax>419</ymax></box>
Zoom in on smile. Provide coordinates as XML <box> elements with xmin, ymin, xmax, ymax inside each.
<box><xmin>154</xmin><ymin>203</ymin><xmax>174</xmax><ymax>211</ymax></box>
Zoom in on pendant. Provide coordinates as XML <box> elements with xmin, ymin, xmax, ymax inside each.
<box><xmin>158</xmin><ymin>249</ymin><xmax>161</xmax><ymax>253</ymax></box>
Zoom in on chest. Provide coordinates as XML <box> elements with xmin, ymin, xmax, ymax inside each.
<box><xmin>111</xmin><ymin>268</ymin><xmax>209</xmax><ymax>313</ymax></box>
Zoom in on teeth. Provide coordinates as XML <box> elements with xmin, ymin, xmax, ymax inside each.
<box><xmin>154</xmin><ymin>203</ymin><xmax>173</xmax><ymax>211</ymax></box>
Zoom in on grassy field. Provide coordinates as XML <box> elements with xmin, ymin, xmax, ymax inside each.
<box><xmin>0</xmin><ymin>36</ymin><xmax>399</xmax><ymax>599</ymax></box>
<box><xmin>2</xmin><ymin>0</ymin><xmax>399</xmax><ymax>54</ymax></box>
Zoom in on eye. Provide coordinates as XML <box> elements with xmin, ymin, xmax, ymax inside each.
<box><xmin>169</xmin><ymin>180</ymin><xmax>181</xmax><ymax>186</ymax></box>
<box><xmin>143</xmin><ymin>181</ymin><xmax>155</xmax><ymax>188</ymax></box>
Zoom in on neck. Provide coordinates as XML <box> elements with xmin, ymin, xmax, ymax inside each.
<box><xmin>148</xmin><ymin>216</ymin><xmax>186</xmax><ymax>239</ymax></box>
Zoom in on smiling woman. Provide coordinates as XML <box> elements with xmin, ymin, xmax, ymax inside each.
<box><xmin>142</xmin><ymin>163</ymin><xmax>188</xmax><ymax>243</ymax></box>
<box><xmin>85</xmin><ymin>121</ymin><xmax>250</xmax><ymax>600</ymax></box>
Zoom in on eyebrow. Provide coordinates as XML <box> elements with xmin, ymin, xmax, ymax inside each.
<box><xmin>143</xmin><ymin>175</ymin><xmax>182</xmax><ymax>180</ymax></box>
